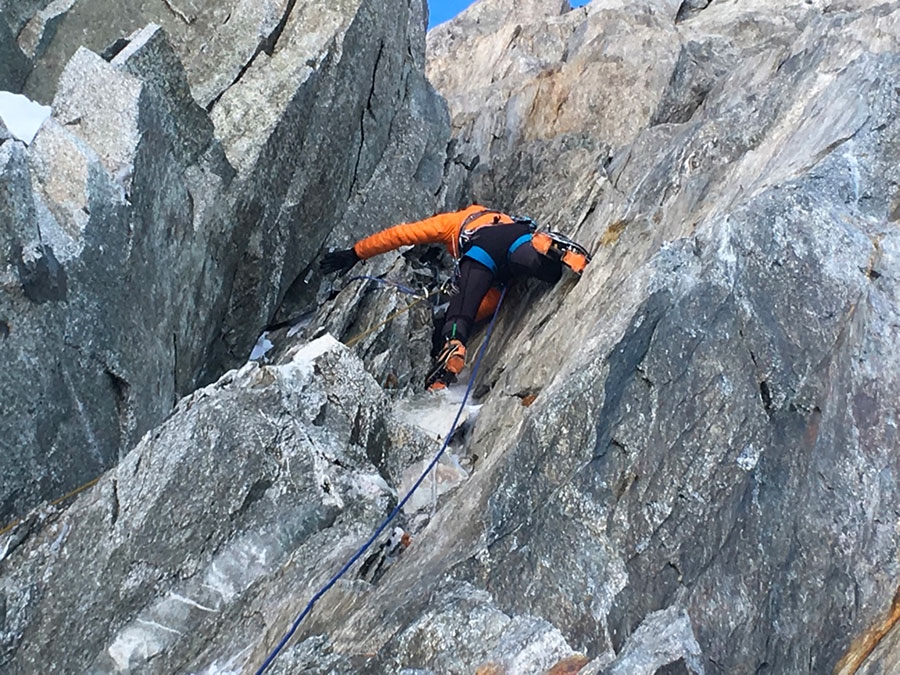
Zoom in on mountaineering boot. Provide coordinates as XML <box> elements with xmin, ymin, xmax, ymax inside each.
<box><xmin>531</xmin><ymin>231</ymin><xmax>591</xmax><ymax>274</ymax></box>
<box><xmin>425</xmin><ymin>339</ymin><xmax>466</xmax><ymax>390</ymax></box>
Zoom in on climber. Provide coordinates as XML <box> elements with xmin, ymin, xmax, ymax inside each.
<box><xmin>320</xmin><ymin>205</ymin><xmax>590</xmax><ymax>390</ymax></box>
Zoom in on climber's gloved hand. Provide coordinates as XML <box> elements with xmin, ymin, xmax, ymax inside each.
<box><xmin>320</xmin><ymin>248</ymin><xmax>360</xmax><ymax>275</ymax></box>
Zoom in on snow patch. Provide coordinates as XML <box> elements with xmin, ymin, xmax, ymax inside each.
<box><xmin>351</xmin><ymin>472</ymin><xmax>395</xmax><ymax>500</ymax></box>
<box><xmin>249</xmin><ymin>332</ymin><xmax>274</xmax><ymax>361</ymax></box>
<box><xmin>394</xmin><ymin>381</ymin><xmax>482</xmax><ymax>442</ymax></box>
<box><xmin>286</xmin><ymin>334</ymin><xmax>343</xmax><ymax>375</ymax></box>
<box><xmin>0</xmin><ymin>91</ymin><xmax>51</xmax><ymax>144</ymax></box>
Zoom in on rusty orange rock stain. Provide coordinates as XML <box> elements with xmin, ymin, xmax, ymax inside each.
<box><xmin>521</xmin><ymin>393</ymin><xmax>538</xmax><ymax>407</ymax></box>
<box><xmin>547</xmin><ymin>654</ymin><xmax>590</xmax><ymax>674</ymax></box>
<box><xmin>834</xmin><ymin>585</ymin><xmax>900</xmax><ymax>674</ymax></box>
<box><xmin>600</xmin><ymin>220</ymin><xmax>628</xmax><ymax>247</ymax></box>
<box><xmin>474</xmin><ymin>663</ymin><xmax>506</xmax><ymax>675</ymax></box>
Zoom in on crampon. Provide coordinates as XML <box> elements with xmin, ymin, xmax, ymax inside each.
<box><xmin>425</xmin><ymin>339</ymin><xmax>466</xmax><ymax>390</ymax></box>
<box><xmin>531</xmin><ymin>230</ymin><xmax>592</xmax><ymax>274</ymax></box>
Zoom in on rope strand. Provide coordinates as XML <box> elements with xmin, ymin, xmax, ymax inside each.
<box><xmin>254</xmin><ymin>287</ymin><xmax>507</xmax><ymax>674</ymax></box>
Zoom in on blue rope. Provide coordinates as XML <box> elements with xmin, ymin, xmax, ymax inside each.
<box><xmin>254</xmin><ymin>287</ymin><xmax>507</xmax><ymax>674</ymax></box>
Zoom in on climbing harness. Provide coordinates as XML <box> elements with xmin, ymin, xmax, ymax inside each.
<box><xmin>457</xmin><ymin>211</ymin><xmax>535</xmax><ymax>256</ymax></box>
<box><xmin>456</xmin><ymin>209</ymin><xmax>505</xmax><ymax>253</ymax></box>
<box><xmin>458</xmin><ymin>214</ymin><xmax>536</xmax><ymax>276</ymax></box>
<box><xmin>253</xmin><ymin>288</ymin><xmax>507</xmax><ymax>675</ymax></box>
<box><xmin>456</xmin><ymin>213</ymin><xmax>590</xmax><ymax>276</ymax></box>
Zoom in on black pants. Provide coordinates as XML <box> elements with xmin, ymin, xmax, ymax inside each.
<box><xmin>440</xmin><ymin>222</ymin><xmax>562</xmax><ymax>345</ymax></box>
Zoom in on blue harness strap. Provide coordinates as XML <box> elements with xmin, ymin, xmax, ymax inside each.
<box><xmin>507</xmin><ymin>233</ymin><xmax>533</xmax><ymax>261</ymax></box>
<box><xmin>462</xmin><ymin>245</ymin><xmax>498</xmax><ymax>275</ymax></box>
<box><xmin>464</xmin><ymin>234</ymin><xmax>534</xmax><ymax>275</ymax></box>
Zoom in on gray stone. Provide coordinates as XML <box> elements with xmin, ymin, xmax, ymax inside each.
<box><xmin>675</xmin><ymin>0</ymin><xmax>711</xmax><ymax>23</ymax></box>
<box><xmin>0</xmin><ymin>29</ymin><xmax>234</xmax><ymax>520</ymax></box>
<box><xmin>0</xmin><ymin>16</ymin><xmax>31</xmax><ymax>92</ymax></box>
<box><xmin>857</xmin><ymin>617</ymin><xmax>900</xmax><ymax>674</ymax></box>
<box><xmin>110</xmin><ymin>23</ymin><xmax>220</xmax><ymax>166</ymax></box>
<box><xmin>419</xmin><ymin>1</ymin><xmax>900</xmax><ymax>673</ymax></box>
<box><xmin>0</xmin><ymin>37</ymin><xmax>234</xmax><ymax>521</ymax></box>
<box><xmin>0</xmin><ymin>337</ymin><xmax>396</xmax><ymax>673</ymax></box>
<box><xmin>211</xmin><ymin>0</ymin><xmax>452</xmax><ymax>371</ymax></box>
<box><xmin>16</xmin><ymin>0</ymin><xmax>75</xmax><ymax>61</ymax></box>
<box><xmin>21</xmin><ymin>0</ymin><xmax>294</xmax><ymax>105</ymax></box>
<box><xmin>0</xmin><ymin>0</ymin><xmax>447</xmax><ymax>523</ymax></box>
<box><xmin>604</xmin><ymin>605</ymin><xmax>704</xmax><ymax>675</ymax></box>
<box><xmin>4</xmin><ymin>1</ymin><xmax>900</xmax><ymax>674</ymax></box>
<box><xmin>0</xmin><ymin>0</ymin><xmax>54</xmax><ymax>36</ymax></box>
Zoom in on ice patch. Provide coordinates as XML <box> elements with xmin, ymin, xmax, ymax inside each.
<box><xmin>394</xmin><ymin>380</ymin><xmax>482</xmax><ymax>442</ymax></box>
<box><xmin>399</xmin><ymin>455</ymin><xmax>469</xmax><ymax>514</ymax></box>
<box><xmin>108</xmin><ymin>621</ymin><xmax>171</xmax><ymax>670</ymax></box>
<box><xmin>170</xmin><ymin>592</ymin><xmax>217</xmax><ymax>613</ymax></box>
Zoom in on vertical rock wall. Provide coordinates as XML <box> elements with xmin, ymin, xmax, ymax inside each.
<box><xmin>411</xmin><ymin>0</ymin><xmax>900</xmax><ymax>672</ymax></box>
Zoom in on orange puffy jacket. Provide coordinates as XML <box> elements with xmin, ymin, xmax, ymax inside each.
<box><xmin>353</xmin><ymin>205</ymin><xmax>514</xmax><ymax>322</ymax></box>
<box><xmin>352</xmin><ymin>205</ymin><xmax>516</xmax><ymax>261</ymax></box>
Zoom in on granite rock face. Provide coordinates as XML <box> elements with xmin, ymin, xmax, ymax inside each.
<box><xmin>0</xmin><ymin>337</ymin><xmax>398</xmax><ymax>673</ymax></box>
<box><xmin>0</xmin><ymin>27</ymin><xmax>234</xmax><ymax>524</ymax></box>
<box><xmin>3</xmin><ymin>0</ymin><xmax>900</xmax><ymax>674</ymax></box>
<box><xmin>0</xmin><ymin>0</ymin><xmax>451</xmax><ymax>521</ymax></box>
<box><xmin>210</xmin><ymin>0</ymin><xmax>452</xmax><ymax>369</ymax></box>
<box><xmin>417</xmin><ymin>0</ymin><xmax>900</xmax><ymax>672</ymax></box>
<box><xmin>0</xmin><ymin>14</ymin><xmax>32</xmax><ymax>92</ymax></box>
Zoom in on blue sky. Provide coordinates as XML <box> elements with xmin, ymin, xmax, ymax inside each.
<box><xmin>428</xmin><ymin>0</ymin><xmax>591</xmax><ymax>28</ymax></box>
